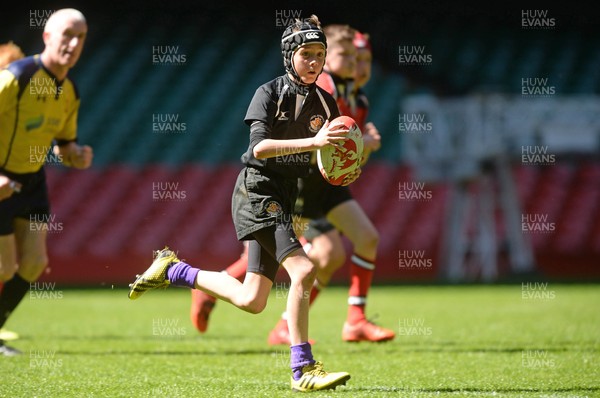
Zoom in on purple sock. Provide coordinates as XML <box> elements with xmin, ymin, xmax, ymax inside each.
<box><xmin>290</xmin><ymin>342</ymin><xmax>315</xmax><ymax>381</ymax></box>
<box><xmin>166</xmin><ymin>261</ymin><xmax>199</xmax><ymax>289</ymax></box>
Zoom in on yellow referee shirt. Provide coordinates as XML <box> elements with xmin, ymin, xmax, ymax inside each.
<box><xmin>0</xmin><ymin>55</ymin><xmax>79</xmax><ymax>174</ymax></box>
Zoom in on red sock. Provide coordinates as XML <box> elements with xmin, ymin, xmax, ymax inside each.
<box><xmin>347</xmin><ymin>254</ymin><xmax>375</xmax><ymax>324</ymax></box>
<box><xmin>225</xmin><ymin>256</ymin><xmax>248</xmax><ymax>282</ymax></box>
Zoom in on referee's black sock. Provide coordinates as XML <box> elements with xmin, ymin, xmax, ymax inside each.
<box><xmin>0</xmin><ymin>274</ymin><xmax>30</xmax><ymax>329</ymax></box>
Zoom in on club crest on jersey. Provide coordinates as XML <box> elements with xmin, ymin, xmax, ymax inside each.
<box><xmin>309</xmin><ymin>114</ymin><xmax>325</xmax><ymax>133</ymax></box>
<box><xmin>265</xmin><ymin>201</ymin><xmax>283</xmax><ymax>216</ymax></box>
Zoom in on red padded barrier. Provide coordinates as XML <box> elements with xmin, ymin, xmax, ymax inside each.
<box><xmin>40</xmin><ymin>162</ymin><xmax>600</xmax><ymax>285</ymax></box>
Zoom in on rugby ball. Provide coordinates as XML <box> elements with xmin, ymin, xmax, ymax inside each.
<box><xmin>317</xmin><ymin>116</ymin><xmax>363</xmax><ymax>186</ymax></box>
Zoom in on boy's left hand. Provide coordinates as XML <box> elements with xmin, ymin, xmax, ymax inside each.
<box><xmin>363</xmin><ymin>122</ymin><xmax>381</xmax><ymax>152</ymax></box>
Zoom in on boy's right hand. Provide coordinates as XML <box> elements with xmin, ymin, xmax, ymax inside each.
<box><xmin>313</xmin><ymin>120</ymin><xmax>349</xmax><ymax>149</ymax></box>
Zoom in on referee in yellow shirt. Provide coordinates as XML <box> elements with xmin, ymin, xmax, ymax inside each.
<box><xmin>0</xmin><ymin>8</ymin><xmax>93</xmax><ymax>356</ymax></box>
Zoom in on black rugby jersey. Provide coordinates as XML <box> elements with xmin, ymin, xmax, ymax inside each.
<box><xmin>242</xmin><ymin>74</ymin><xmax>339</xmax><ymax>178</ymax></box>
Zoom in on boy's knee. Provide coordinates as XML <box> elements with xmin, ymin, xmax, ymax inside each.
<box><xmin>365</xmin><ymin>229</ymin><xmax>379</xmax><ymax>249</ymax></box>
<box><xmin>356</xmin><ymin>229</ymin><xmax>379</xmax><ymax>254</ymax></box>
<box><xmin>327</xmin><ymin>248</ymin><xmax>346</xmax><ymax>270</ymax></box>
<box><xmin>300</xmin><ymin>260</ymin><xmax>317</xmax><ymax>281</ymax></box>
<box><xmin>239</xmin><ymin>297</ymin><xmax>267</xmax><ymax>314</ymax></box>
<box><xmin>236</xmin><ymin>288</ymin><xmax>269</xmax><ymax>314</ymax></box>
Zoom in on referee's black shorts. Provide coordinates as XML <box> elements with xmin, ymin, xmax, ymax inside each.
<box><xmin>0</xmin><ymin>167</ymin><xmax>50</xmax><ymax>235</ymax></box>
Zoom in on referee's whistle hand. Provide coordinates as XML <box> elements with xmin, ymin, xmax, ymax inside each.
<box><xmin>0</xmin><ymin>175</ymin><xmax>22</xmax><ymax>201</ymax></box>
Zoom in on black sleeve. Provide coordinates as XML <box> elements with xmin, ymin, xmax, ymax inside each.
<box><xmin>248</xmin><ymin>121</ymin><xmax>271</xmax><ymax>153</ymax></box>
<box><xmin>244</xmin><ymin>85</ymin><xmax>276</xmax><ymax>127</ymax></box>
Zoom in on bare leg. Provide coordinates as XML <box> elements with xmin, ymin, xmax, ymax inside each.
<box><xmin>0</xmin><ymin>235</ymin><xmax>17</xmax><ymax>282</ymax></box>
<box><xmin>324</xmin><ymin>200</ymin><xmax>395</xmax><ymax>341</ymax></box>
<box><xmin>13</xmin><ymin>218</ymin><xmax>48</xmax><ymax>282</ymax></box>
<box><xmin>308</xmin><ymin>229</ymin><xmax>346</xmax><ymax>286</ymax></box>
<box><xmin>326</xmin><ymin>200</ymin><xmax>378</xmax><ymax>260</ymax></box>
<box><xmin>280</xmin><ymin>248</ymin><xmax>316</xmax><ymax>345</ymax></box>
<box><xmin>0</xmin><ymin>218</ymin><xmax>48</xmax><ymax>335</ymax></box>
<box><xmin>193</xmin><ymin>270</ymin><xmax>272</xmax><ymax>315</ymax></box>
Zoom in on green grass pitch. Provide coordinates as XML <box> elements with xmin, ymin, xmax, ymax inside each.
<box><xmin>1</xmin><ymin>284</ymin><xmax>598</xmax><ymax>397</ymax></box>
